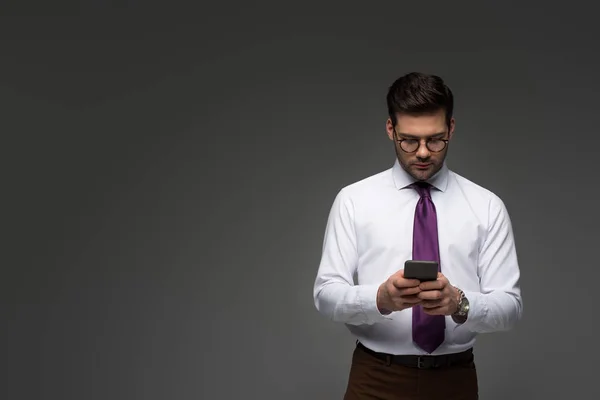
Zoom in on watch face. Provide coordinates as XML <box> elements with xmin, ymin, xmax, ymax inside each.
<box><xmin>455</xmin><ymin>289</ymin><xmax>469</xmax><ymax>316</ymax></box>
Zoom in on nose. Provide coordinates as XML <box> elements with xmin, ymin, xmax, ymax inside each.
<box><xmin>416</xmin><ymin>140</ymin><xmax>431</xmax><ymax>158</ymax></box>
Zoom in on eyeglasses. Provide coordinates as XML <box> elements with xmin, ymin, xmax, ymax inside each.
<box><xmin>394</xmin><ymin>132</ymin><xmax>449</xmax><ymax>153</ymax></box>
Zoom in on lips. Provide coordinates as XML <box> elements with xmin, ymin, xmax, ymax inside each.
<box><xmin>414</xmin><ymin>163</ymin><xmax>432</xmax><ymax>168</ymax></box>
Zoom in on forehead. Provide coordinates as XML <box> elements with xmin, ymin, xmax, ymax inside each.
<box><xmin>394</xmin><ymin>110</ymin><xmax>447</xmax><ymax>137</ymax></box>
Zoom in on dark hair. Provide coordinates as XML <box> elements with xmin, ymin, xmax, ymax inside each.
<box><xmin>386</xmin><ymin>72</ymin><xmax>453</xmax><ymax>128</ymax></box>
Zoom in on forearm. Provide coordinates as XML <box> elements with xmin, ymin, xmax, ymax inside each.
<box><xmin>314</xmin><ymin>279</ymin><xmax>392</xmax><ymax>325</ymax></box>
<box><xmin>458</xmin><ymin>195</ymin><xmax>523</xmax><ymax>333</ymax></box>
<box><xmin>314</xmin><ymin>188</ymin><xmax>393</xmax><ymax>325</ymax></box>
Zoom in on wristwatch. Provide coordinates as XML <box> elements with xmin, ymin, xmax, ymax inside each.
<box><xmin>452</xmin><ymin>287</ymin><xmax>470</xmax><ymax>320</ymax></box>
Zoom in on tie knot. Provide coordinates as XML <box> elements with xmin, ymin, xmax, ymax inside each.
<box><xmin>412</xmin><ymin>181</ymin><xmax>432</xmax><ymax>198</ymax></box>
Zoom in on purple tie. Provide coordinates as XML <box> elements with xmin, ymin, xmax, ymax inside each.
<box><xmin>411</xmin><ymin>182</ymin><xmax>445</xmax><ymax>354</ymax></box>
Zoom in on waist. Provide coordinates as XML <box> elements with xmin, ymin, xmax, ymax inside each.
<box><xmin>356</xmin><ymin>341</ymin><xmax>474</xmax><ymax>369</ymax></box>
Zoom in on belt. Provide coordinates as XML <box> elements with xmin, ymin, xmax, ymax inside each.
<box><xmin>357</xmin><ymin>342</ymin><xmax>474</xmax><ymax>369</ymax></box>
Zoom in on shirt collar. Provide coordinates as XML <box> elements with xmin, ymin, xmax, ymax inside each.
<box><xmin>391</xmin><ymin>158</ymin><xmax>449</xmax><ymax>192</ymax></box>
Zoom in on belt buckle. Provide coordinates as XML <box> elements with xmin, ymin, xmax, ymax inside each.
<box><xmin>417</xmin><ymin>356</ymin><xmax>426</xmax><ymax>369</ymax></box>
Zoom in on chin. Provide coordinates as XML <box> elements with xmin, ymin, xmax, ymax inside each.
<box><xmin>410</xmin><ymin>164</ymin><xmax>439</xmax><ymax>181</ymax></box>
<box><xmin>411</xmin><ymin>173</ymin><xmax>432</xmax><ymax>181</ymax></box>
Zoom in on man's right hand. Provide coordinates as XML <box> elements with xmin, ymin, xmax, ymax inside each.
<box><xmin>376</xmin><ymin>269</ymin><xmax>422</xmax><ymax>314</ymax></box>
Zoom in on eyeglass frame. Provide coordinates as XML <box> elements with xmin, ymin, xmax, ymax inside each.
<box><xmin>393</xmin><ymin>129</ymin><xmax>450</xmax><ymax>153</ymax></box>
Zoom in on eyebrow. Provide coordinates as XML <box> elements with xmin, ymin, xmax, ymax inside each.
<box><xmin>397</xmin><ymin>131</ymin><xmax>447</xmax><ymax>139</ymax></box>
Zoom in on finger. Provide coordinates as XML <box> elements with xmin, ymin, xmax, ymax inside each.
<box><xmin>397</xmin><ymin>294</ymin><xmax>421</xmax><ymax>305</ymax></box>
<box><xmin>423</xmin><ymin>305</ymin><xmax>450</xmax><ymax>315</ymax></box>
<box><xmin>421</xmin><ymin>295</ymin><xmax>451</xmax><ymax>308</ymax></box>
<box><xmin>421</xmin><ymin>301</ymin><xmax>439</xmax><ymax>309</ymax></box>
<box><xmin>398</xmin><ymin>270</ymin><xmax>422</xmax><ymax>286</ymax></box>
<box><xmin>421</xmin><ymin>299</ymin><xmax>443</xmax><ymax>308</ymax></box>
<box><xmin>393</xmin><ymin>278</ymin><xmax>421</xmax><ymax>289</ymax></box>
<box><xmin>418</xmin><ymin>290</ymin><xmax>443</xmax><ymax>301</ymax></box>
<box><xmin>419</xmin><ymin>280</ymin><xmax>444</xmax><ymax>291</ymax></box>
<box><xmin>423</xmin><ymin>306</ymin><xmax>443</xmax><ymax>315</ymax></box>
<box><xmin>396</xmin><ymin>286</ymin><xmax>421</xmax><ymax>297</ymax></box>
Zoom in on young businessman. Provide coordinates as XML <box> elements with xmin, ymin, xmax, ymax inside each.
<box><xmin>313</xmin><ymin>72</ymin><xmax>523</xmax><ymax>400</ymax></box>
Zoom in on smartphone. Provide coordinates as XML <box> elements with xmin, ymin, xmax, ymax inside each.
<box><xmin>403</xmin><ymin>260</ymin><xmax>439</xmax><ymax>281</ymax></box>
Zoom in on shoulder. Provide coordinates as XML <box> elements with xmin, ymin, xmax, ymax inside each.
<box><xmin>448</xmin><ymin>169</ymin><xmax>510</xmax><ymax>221</ymax></box>
<box><xmin>329</xmin><ymin>167</ymin><xmax>395</xmax><ymax>211</ymax></box>
<box><xmin>450</xmin><ymin>170</ymin><xmax>496</xmax><ymax>198</ymax></box>
<box><xmin>337</xmin><ymin>166</ymin><xmax>394</xmax><ymax>201</ymax></box>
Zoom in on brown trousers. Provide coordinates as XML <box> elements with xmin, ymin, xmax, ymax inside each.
<box><xmin>343</xmin><ymin>344</ymin><xmax>479</xmax><ymax>400</ymax></box>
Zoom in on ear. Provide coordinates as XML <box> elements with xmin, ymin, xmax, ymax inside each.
<box><xmin>448</xmin><ymin>117</ymin><xmax>456</xmax><ymax>140</ymax></box>
<box><xmin>386</xmin><ymin>118</ymin><xmax>394</xmax><ymax>141</ymax></box>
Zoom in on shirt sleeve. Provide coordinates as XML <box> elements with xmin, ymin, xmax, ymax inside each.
<box><xmin>313</xmin><ymin>188</ymin><xmax>392</xmax><ymax>325</ymax></box>
<box><xmin>458</xmin><ymin>194</ymin><xmax>524</xmax><ymax>333</ymax></box>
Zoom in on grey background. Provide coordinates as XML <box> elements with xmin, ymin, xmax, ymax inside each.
<box><xmin>2</xmin><ymin>4</ymin><xmax>598</xmax><ymax>400</ymax></box>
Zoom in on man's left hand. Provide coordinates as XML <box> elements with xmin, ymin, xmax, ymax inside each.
<box><xmin>417</xmin><ymin>273</ymin><xmax>460</xmax><ymax>315</ymax></box>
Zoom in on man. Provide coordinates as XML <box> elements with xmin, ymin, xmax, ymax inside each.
<box><xmin>313</xmin><ymin>72</ymin><xmax>523</xmax><ymax>400</ymax></box>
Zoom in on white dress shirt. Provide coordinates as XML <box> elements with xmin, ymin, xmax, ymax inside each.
<box><xmin>313</xmin><ymin>159</ymin><xmax>523</xmax><ymax>356</ymax></box>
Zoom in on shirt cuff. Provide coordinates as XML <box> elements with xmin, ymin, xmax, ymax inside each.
<box><xmin>454</xmin><ymin>290</ymin><xmax>488</xmax><ymax>331</ymax></box>
<box><xmin>358</xmin><ymin>283</ymin><xmax>394</xmax><ymax>324</ymax></box>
